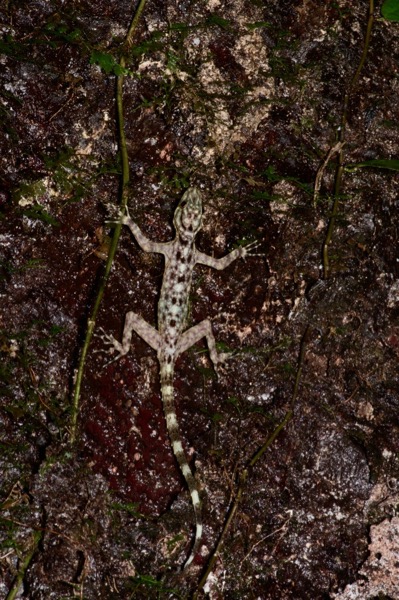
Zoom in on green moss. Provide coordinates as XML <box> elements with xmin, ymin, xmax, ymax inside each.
<box><xmin>110</xmin><ymin>501</ymin><xmax>141</xmax><ymax>518</ymax></box>
<box><xmin>126</xmin><ymin>574</ymin><xmax>185</xmax><ymax>598</ymax></box>
<box><xmin>90</xmin><ymin>50</ymin><xmax>129</xmax><ymax>76</ymax></box>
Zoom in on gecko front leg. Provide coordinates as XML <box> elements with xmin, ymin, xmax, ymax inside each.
<box><xmin>196</xmin><ymin>240</ymin><xmax>262</xmax><ymax>270</ymax></box>
<box><xmin>108</xmin><ymin>206</ymin><xmax>170</xmax><ymax>257</ymax></box>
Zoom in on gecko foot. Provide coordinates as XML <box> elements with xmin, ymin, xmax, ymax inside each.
<box><xmin>105</xmin><ymin>205</ymin><xmax>130</xmax><ymax>228</ymax></box>
<box><xmin>212</xmin><ymin>349</ymin><xmax>240</xmax><ymax>379</ymax></box>
<box><xmin>93</xmin><ymin>327</ymin><xmax>128</xmax><ymax>366</ymax></box>
<box><xmin>239</xmin><ymin>240</ymin><xmax>264</xmax><ymax>260</ymax></box>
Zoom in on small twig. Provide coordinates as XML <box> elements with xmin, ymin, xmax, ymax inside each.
<box><xmin>48</xmin><ymin>91</ymin><xmax>75</xmax><ymax>122</ymax></box>
<box><xmin>313</xmin><ymin>142</ymin><xmax>344</xmax><ymax>208</ymax></box>
<box><xmin>239</xmin><ymin>510</ymin><xmax>293</xmax><ymax>567</ymax></box>
<box><xmin>69</xmin><ymin>0</ymin><xmax>148</xmax><ymax>444</ymax></box>
<box><xmin>28</xmin><ymin>366</ymin><xmax>56</xmax><ymax>414</ymax></box>
<box><xmin>5</xmin><ymin>530</ymin><xmax>42</xmax><ymax>600</ymax></box>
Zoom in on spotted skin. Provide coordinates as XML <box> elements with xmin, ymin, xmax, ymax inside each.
<box><xmin>102</xmin><ymin>187</ymin><xmax>260</xmax><ymax>568</ymax></box>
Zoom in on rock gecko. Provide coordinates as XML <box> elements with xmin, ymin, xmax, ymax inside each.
<box><xmin>101</xmin><ymin>187</ymin><xmax>260</xmax><ymax>568</ymax></box>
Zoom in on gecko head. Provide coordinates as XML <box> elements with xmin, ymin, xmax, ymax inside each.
<box><xmin>174</xmin><ymin>187</ymin><xmax>203</xmax><ymax>240</ymax></box>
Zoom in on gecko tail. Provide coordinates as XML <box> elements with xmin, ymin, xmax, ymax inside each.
<box><xmin>184</xmin><ymin>520</ymin><xmax>203</xmax><ymax>569</ymax></box>
<box><xmin>160</xmin><ymin>363</ymin><xmax>203</xmax><ymax>569</ymax></box>
<box><xmin>170</xmin><ymin>428</ymin><xmax>203</xmax><ymax>569</ymax></box>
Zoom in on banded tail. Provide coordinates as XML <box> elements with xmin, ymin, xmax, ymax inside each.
<box><xmin>160</xmin><ymin>359</ymin><xmax>202</xmax><ymax>569</ymax></box>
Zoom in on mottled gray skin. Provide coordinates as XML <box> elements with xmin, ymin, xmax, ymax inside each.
<box><xmin>103</xmin><ymin>187</ymin><xmax>259</xmax><ymax>568</ymax></box>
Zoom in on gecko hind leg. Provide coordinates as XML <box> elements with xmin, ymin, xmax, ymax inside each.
<box><xmin>176</xmin><ymin>318</ymin><xmax>233</xmax><ymax>376</ymax></box>
<box><xmin>96</xmin><ymin>312</ymin><xmax>162</xmax><ymax>364</ymax></box>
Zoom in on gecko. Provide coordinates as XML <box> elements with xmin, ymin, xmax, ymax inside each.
<box><xmin>101</xmin><ymin>187</ymin><xmax>260</xmax><ymax>568</ymax></box>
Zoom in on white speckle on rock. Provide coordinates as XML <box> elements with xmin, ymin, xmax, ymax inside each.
<box><xmin>387</xmin><ymin>280</ymin><xmax>399</xmax><ymax>307</ymax></box>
